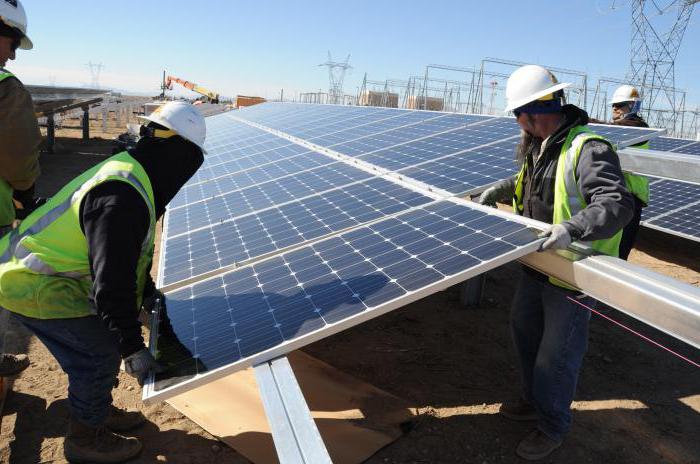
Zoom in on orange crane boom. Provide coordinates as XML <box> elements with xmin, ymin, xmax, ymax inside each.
<box><xmin>163</xmin><ymin>75</ymin><xmax>220</xmax><ymax>104</ymax></box>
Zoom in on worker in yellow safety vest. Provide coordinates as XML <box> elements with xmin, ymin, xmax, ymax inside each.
<box><xmin>590</xmin><ymin>84</ymin><xmax>650</xmax><ymax>260</ymax></box>
<box><xmin>0</xmin><ymin>0</ymin><xmax>41</xmax><ymax>378</ymax></box>
<box><xmin>0</xmin><ymin>101</ymin><xmax>206</xmax><ymax>463</ymax></box>
<box><xmin>478</xmin><ymin>65</ymin><xmax>634</xmax><ymax>460</ymax></box>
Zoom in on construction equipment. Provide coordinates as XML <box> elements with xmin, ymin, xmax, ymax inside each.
<box><xmin>161</xmin><ymin>74</ymin><xmax>220</xmax><ymax>104</ymax></box>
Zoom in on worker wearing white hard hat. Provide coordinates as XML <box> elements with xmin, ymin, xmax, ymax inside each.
<box><xmin>588</xmin><ymin>84</ymin><xmax>650</xmax><ymax>261</ymax></box>
<box><xmin>479</xmin><ymin>64</ymin><xmax>633</xmax><ymax>460</ymax></box>
<box><xmin>609</xmin><ymin>84</ymin><xmax>643</xmax><ymax>121</ymax></box>
<box><xmin>0</xmin><ymin>100</ymin><xmax>206</xmax><ymax>463</ymax></box>
<box><xmin>0</xmin><ymin>0</ymin><xmax>40</xmax><ymax>380</ymax></box>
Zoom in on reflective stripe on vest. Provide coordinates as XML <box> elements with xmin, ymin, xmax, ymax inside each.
<box><xmin>513</xmin><ymin>125</ymin><xmax>623</xmax><ymax>288</ymax></box>
<box><xmin>0</xmin><ymin>152</ymin><xmax>156</xmax><ymax>319</ymax></box>
<box><xmin>0</xmin><ymin>70</ymin><xmax>17</xmax><ymax>227</ymax></box>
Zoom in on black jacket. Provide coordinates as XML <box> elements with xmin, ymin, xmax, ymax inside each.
<box><xmin>518</xmin><ymin>105</ymin><xmax>634</xmax><ymax>242</ymax></box>
<box><xmin>79</xmin><ymin>136</ymin><xmax>203</xmax><ymax>357</ymax></box>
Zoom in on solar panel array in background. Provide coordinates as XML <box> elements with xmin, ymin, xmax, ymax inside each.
<box><xmin>160</xmin><ymin>103</ymin><xmax>668</xmax><ymax>288</ymax></box>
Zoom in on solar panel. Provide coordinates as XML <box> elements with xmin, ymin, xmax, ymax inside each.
<box><xmin>645</xmin><ymin>203</ymin><xmax>700</xmax><ymax>240</ymax></box>
<box><xmin>641</xmin><ymin>178</ymin><xmax>700</xmax><ymax>241</ymax></box>
<box><xmin>649</xmin><ymin>136</ymin><xmax>697</xmax><ymax>152</ymax></box>
<box><xmin>670</xmin><ymin>141</ymin><xmax>700</xmax><ymax>156</ymax></box>
<box><xmin>147</xmin><ymin>200</ymin><xmax>543</xmax><ymax>398</ymax></box>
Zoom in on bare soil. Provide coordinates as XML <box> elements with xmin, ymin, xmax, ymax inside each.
<box><xmin>0</xmin><ymin>128</ymin><xmax>698</xmax><ymax>464</ymax></box>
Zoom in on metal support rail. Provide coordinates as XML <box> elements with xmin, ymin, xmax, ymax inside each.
<box><xmin>618</xmin><ymin>147</ymin><xmax>700</xmax><ymax>184</ymax></box>
<box><xmin>254</xmin><ymin>356</ymin><xmax>332</xmax><ymax>464</ymax></box>
<box><xmin>519</xmin><ymin>248</ymin><xmax>700</xmax><ymax>350</ymax></box>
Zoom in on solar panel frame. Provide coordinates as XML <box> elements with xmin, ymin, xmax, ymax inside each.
<box><xmin>145</xmin><ymin>198</ymin><xmax>545</xmax><ymax>401</ymax></box>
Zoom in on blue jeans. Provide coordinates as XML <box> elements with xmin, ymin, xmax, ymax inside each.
<box><xmin>12</xmin><ymin>313</ymin><xmax>121</xmax><ymax>426</ymax></box>
<box><xmin>510</xmin><ymin>268</ymin><xmax>593</xmax><ymax>441</ymax></box>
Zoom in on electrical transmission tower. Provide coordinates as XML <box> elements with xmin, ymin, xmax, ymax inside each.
<box><xmin>627</xmin><ymin>0</ymin><xmax>698</xmax><ymax>129</ymax></box>
<box><xmin>86</xmin><ymin>61</ymin><xmax>105</xmax><ymax>89</ymax></box>
<box><xmin>319</xmin><ymin>52</ymin><xmax>352</xmax><ymax>105</ymax></box>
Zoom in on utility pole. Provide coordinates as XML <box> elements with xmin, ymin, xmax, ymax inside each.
<box><xmin>628</xmin><ymin>0</ymin><xmax>698</xmax><ymax>132</ymax></box>
<box><xmin>85</xmin><ymin>61</ymin><xmax>104</xmax><ymax>89</ymax></box>
<box><xmin>319</xmin><ymin>52</ymin><xmax>352</xmax><ymax>105</ymax></box>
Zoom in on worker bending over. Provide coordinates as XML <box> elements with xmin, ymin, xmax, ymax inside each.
<box><xmin>0</xmin><ymin>101</ymin><xmax>206</xmax><ymax>463</ymax></box>
<box><xmin>590</xmin><ymin>84</ymin><xmax>650</xmax><ymax>260</ymax></box>
<box><xmin>479</xmin><ymin>65</ymin><xmax>633</xmax><ymax>460</ymax></box>
<box><xmin>0</xmin><ymin>0</ymin><xmax>41</xmax><ymax>377</ymax></box>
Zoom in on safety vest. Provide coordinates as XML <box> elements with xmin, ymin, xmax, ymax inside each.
<box><xmin>0</xmin><ymin>69</ymin><xmax>17</xmax><ymax>227</ymax></box>
<box><xmin>0</xmin><ymin>151</ymin><xmax>156</xmax><ymax>319</ymax></box>
<box><xmin>623</xmin><ymin>140</ymin><xmax>650</xmax><ymax>205</ymax></box>
<box><xmin>513</xmin><ymin>126</ymin><xmax>623</xmax><ymax>287</ymax></box>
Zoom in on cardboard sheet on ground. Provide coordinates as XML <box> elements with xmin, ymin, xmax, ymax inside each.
<box><xmin>167</xmin><ymin>350</ymin><xmax>415</xmax><ymax>463</ymax></box>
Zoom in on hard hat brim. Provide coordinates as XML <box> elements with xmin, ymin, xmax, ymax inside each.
<box><xmin>504</xmin><ymin>82</ymin><xmax>571</xmax><ymax>113</ymax></box>
<box><xmin>19</xmin><ymin>35</ymin><xmax>32</xmax><ymax>50</ymax></box>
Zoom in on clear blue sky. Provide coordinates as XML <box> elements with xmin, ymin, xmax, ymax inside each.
<box><xmin>9</xmin><ymin>0</ymin><xmax>700</xmax><ymax>106</ymax></box>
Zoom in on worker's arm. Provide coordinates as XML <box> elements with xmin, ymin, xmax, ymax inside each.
<box><xmin>80</xmin><ymin>181</ymin><xmax>150</xmax><ymax>358</ymax></box>
<box><xmin>561</xmin><ymin>140</ymin><xmax>634</xmax><ymax>242</ymax></box>
<box><xmin>0</xmin><ymin>78</ymin><xmax>41</xmax><ymax>191</ymax></box>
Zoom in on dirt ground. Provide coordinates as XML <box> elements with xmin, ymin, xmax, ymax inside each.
<box><xmin>0</xmin><ymin>125</ymin><xmax>698</xmax><ymax>464</ymax></box>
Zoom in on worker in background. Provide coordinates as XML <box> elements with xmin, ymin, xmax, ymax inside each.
<box><xmin>590</xmin><ymin>84</ymin><xmax>650</xmax><ymax>260</ymax></box>
<box><xmin>0</xmin><ymin>101</ymin><xmax>206</xmax><ymax>463</ymax></box>
<box><xmin>0</xmin><ymin>0</ymin><xmax>41</xmax><ymax>377</ymax></box>
<box><xmin>479</xmin><ymin>65</ymin><xmax>633</xmax><ymax>460</ymax></box>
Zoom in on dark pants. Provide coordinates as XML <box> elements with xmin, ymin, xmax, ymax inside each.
<box><xmin>12</xmin><ymin>313</ymin><xmax>120</xmax><ymax>426</ymax></box>
<box><xmin>619</xmin><ymin>196</ymin><xmax>644</xmax><ymax>261</ymax></box>
<box><xmin>510</xmin><ymin>269</ymin><xmax>593</xmax><ymax>441</ymax></box>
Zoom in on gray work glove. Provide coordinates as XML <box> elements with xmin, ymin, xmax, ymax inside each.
<box><xmin>538</xmin><ymin>224</ymin><xmax>572</xmax><ymax>251</ymax></box>
<box><xmin>124</xmin><ymin>348</ymin><xmax>165</xmax><ymax>385</ymax></box>
<box><xmin>478</xmin><ymin>179</ymin><xmax>514</xmax><ymax>208</ymax></box>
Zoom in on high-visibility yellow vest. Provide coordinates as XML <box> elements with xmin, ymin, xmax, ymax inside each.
<box><xmin>623</xmin><ymin>140</ymin><xmax>650</xmax><ymax>205</ymax></box>
<box><xmin>0</xmin><ymin>70</ymin><xmax>17</xmax><ymax>227</ymax></box>
<box><xmin>513</xmin><ymin>126</ymin><xmax>623</xmax><ymax>287</ymax></box>
<box><xmin>0</xmin><ymin>152</ymin><xmax>155</xmax><ymax>319</ymax></box>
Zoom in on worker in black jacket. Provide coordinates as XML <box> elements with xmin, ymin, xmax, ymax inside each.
<box><xmin>590</xmin><ymin>84</ymin><xmax>650</xmax><ymax>260</ymax></box>
<box><xmin>0</xmin><ymin>101</ymin><xmax>206</xmax><ymax>463</ymax></box>
<box><xmin>479</xmin><ymin>65</ymin><xmax>633</xmax><ymax>460</ymax></box>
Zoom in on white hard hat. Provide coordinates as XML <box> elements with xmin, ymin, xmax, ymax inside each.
<box><xmin>138</xmin><ymin>101</ymin><xmax>206</xmax><ymax>151</ymax></box>
<box><xmin>504</xmin><ymin>65</ymin><xmax>571</xmax><ymax>113</ymax></box>
<box><xmin>0</xmin><ymin>0</ymin><xmax>32</xmax><ymax>50</ymax></box>
<box><xmin>609</xmin><ymin>85</ymin><xmax>641</xmax><ymax>105</ymax></box>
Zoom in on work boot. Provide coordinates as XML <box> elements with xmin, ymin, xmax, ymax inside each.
<box><xmin>64</xmin><ymin>417</ymin><xmax>142</xmax><ymax>463</ymax></box>
<box><xmin>499</xmin><ymin>397</ymin><xmax>538</xmax><ymax>421</ymax></box>
<box><xmin>105</xmin><ymin>405</ymin><xmax>147</xmax><ymax>432</ymax></box>
<box><xmin>516</xmin><ymin>429</ymin><xmax>562</xmax><ymax>461</ymax></box>
<box><xmin>0</xmin><ymin>353</ymin><xmax>30</xmax><ymax>377</ymax></box>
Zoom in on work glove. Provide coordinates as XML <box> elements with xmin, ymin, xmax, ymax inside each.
<box><xmin>538</xmin><ymin>224</ymin><xmax>572</xmax><ymax>251</ymax></box>
<box><xmin>124</xmin><ymin>348</ymin><xmax>165</xmax><ymax>385</ymax></box>
<box><xmin>478</xmin><ymin>179</ymin><xmax>514</xmax><ymax>208</ymax></box>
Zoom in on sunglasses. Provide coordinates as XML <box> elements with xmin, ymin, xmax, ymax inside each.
<box><xmin>10</xmin><ymin>38</ymin><xmax>21</xmax><ymax>51</ymax></box>
<box><xmin>612</xmin><ymin>103</ymin><xmax>628</xmax><ymax>110</ymax></box>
